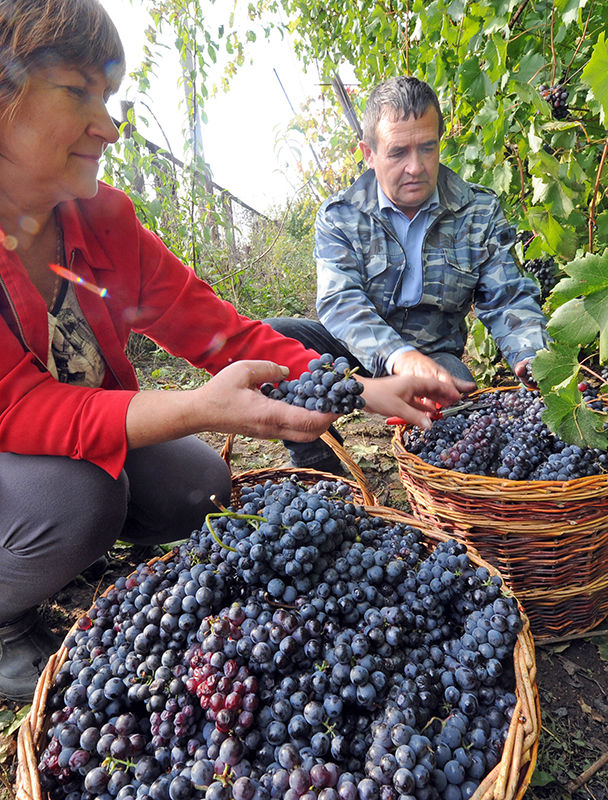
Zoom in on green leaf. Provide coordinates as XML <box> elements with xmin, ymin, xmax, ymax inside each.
<box><xmin>596</xmin><ymin>211</ymin><xmax>608</xmax><ymax>248</ymax></box>
<box><xmin>597</xmin><ymin>637</ymin><xmax>608</xmax><ymax>661</ymax></box>
<box><xmin>458</xmin><ymin>57</ymin><xmax>492</xmax><ymax>105</ymax></box>
<box><xmin>510</xmin><ymin>52</ymin><xmax>545</xmax><ymax>84</ymax></box>
<box><xmin>530</xmin><ymin>770</ymin><xmax>556</xmax><ymax>787</ymax></box>
<box><xmin>532</xmin><ymin>342</ymin><xmax>580</xmax><ymax>394</ymax></box>
<box><xmin>6</xmin><ymin>704</ymin><xmax>30</xmax><ymax>736</ymax></box>
<box><xmin>582</xmin><ymin>32</ymin><xmax>608</xmax><ymax>125</ymax></box>
<box><xmin>542</xmin><ymin>375</ymin><xmax>607</xmax><ymax>448</ymax></box>
<box><xmin>526</xmin><ymin>208</ymin><xmax>578</xmax><ymax>260</ymax></box>
<box><xmin>550</xmin><ymin>250</ymin><xmax>608</xmax><ymax>304</ymax></box>
<box><xmin>0</xmin><ymin>710</ymin><xmax>15</xmax><ymax>731</ymax></box>
<box><xmin>547</xmin><ymin>297</ymin><xmax>599</xmax><ymax>348</ymax></box>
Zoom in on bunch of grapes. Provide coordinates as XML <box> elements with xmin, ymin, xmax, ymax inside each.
<box><xmin>522</xmin><ymin>256</ymin><xmax>559</xmax><ymax>300</ymax></box>
<box><xmin>406</xmin><ymin>388</ymin><xmax>607</xmax><ymax>481</ymax></box>
<box><xmin>261</xmin><ymin>353</ymin><xmax>365</xmax><ymax>414</ymax></box>
<box><xmin>37</xmin><ymin>475</ymin><xmax>525</xmax><ymax>800</ymax></box>
<box><xmin>539</xmin><ymin>83</ymin><xmax>569</xmax><ymax>119</ymax></box>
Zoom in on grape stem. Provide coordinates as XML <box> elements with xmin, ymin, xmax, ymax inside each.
<box><xmin>102</xmin><ymin>756</ymin><xmax>136</xmax><ymax>774</ymax></box>
<box><xmin>204</xmin><ymin>511</ymin><xmax>267</xmax><ymax>552</ymax></box>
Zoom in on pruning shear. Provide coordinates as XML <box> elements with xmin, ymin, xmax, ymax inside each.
<box><xmin>385</xmin><ymin>398</ymin><xmax>483</xmax><ymax>426</ymax></box>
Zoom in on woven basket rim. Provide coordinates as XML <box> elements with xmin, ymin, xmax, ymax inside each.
<box><xmin>393</xmin><ymin>431</ymin><xmax>608</xmax><ymax>497</ymax></box>
<box><xmin>16</xmin><ymin>500</ymin><xmax>540</xmax><ymax>800</ymax></box>
<box><xmin>221</xmin><ymin>430</ymin><xmax>379</xmax><ymax>506</ymax></box>
<box><xmin>392</xmin><ymin>383</ymin><xmax>608</xmax><ymax>500</ymax></box>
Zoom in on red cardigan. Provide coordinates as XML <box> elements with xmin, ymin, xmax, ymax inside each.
<box><xmin>0</xmin><ymin>183</ymin><xmax>317</xmax><ymax>478</ymax></box>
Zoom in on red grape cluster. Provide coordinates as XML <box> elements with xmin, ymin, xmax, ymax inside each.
<box><xmin>539</xmin><ymin>84</ymin><xmax>569</xmax><ymax>119</ymax></box>
<box><xmin>185</xmin><ymin>607</ymin><xmax>259</xmax><ymax>736</ymax></box>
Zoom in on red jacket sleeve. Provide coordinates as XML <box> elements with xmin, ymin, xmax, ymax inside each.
<box><xmin>0</xmin><ymin>315</ymin><xmax>136</xmax><ymax>479</ymax></box>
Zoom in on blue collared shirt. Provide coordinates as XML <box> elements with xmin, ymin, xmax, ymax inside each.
<box><xmin>378</xmin><ymin>184</ymin><xmax>440</xmax><ymax>373</ymax></box>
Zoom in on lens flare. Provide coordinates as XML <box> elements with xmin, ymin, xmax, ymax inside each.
<box><xmin>49</xmin><ymin>263</ymin><xmax>108</xmax><ymax>298</ymax></box>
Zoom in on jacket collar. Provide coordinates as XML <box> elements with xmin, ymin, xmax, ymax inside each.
<box><xmin>55</xmin><ymin>183</ymin><xmax>116</xmax><ymax>272</ymax></box>
<box><xmin>329</xmin><ymin>163</ymin><xmax>476</xmax><ymax>217</ymax></box>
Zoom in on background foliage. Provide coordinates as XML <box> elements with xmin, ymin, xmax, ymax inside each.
<box><xmin>107</xmin><ymin>0</ymin><xmax>608</xmax><ymax>446</ymax></box>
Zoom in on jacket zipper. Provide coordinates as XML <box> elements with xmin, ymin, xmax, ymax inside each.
<box><xmin>0</xmin><ymin>273</ymin><xmax>48</xmax><ymax>372</ymax></box>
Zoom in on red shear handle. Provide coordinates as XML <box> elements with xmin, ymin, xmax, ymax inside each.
<box><xmin>386</xmin><ymin>403</ymin><xmax>443</xmax><ymax>426</ymax></box>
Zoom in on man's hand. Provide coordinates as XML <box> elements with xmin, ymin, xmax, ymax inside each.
<box><xmin>514</xmin><ymin>358</ymin><xmax>537</xmax><ymax>389</ymax></box>
<box><xmin>393</xmin><ymin>350</ymin><xmax>476</xmax><ymax>394</ymax></box>
<box><xmin>358</xmin><ymin>374</ymin><xmax>469</xmax><ymax>430</ymax></box>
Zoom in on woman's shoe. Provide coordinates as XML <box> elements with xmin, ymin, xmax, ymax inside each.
<box><xmin>0</xmin><ymin>610</ymin><xmax>60</xmax><ymax>702</ymax></box>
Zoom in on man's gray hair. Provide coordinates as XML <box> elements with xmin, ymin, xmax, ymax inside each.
<box><xmin>362</xmin><ymin>76</ymin><xmax>444</xmax><ymax>151</ymax></box>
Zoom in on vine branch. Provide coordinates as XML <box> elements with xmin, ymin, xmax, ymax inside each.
<box><xmin>550</xmin><ymin>1</ymin><xmax>557</xmax><ymax>86</ymax></box>
<box><xmin>564</xmin><ymin>0</ymin><xmax>595</xmax><ymax>83</ymax></box>
<box><xmin>508</xmin><ymin>0</ymin><xmax>532</xmax><ymax>30</ymax></box>
<box><xmin>588</xmin><ymin>137</ymin><xmax>608</xmax><ymax>252</ymax></box>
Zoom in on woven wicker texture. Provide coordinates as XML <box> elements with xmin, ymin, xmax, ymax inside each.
<box><xmin>220</xmin><ymin>430</ymin><xmax>379</xmax><ymax>507</ymax></box>
<box><xmin>391</xmin><ymin>387</ymin><xmax>608</xmax><ymax>639</ymax></box>
<box><xmin>16</xmin><ymin>445</ymin><xmax>540</xmax><ymax>800</ymax></box>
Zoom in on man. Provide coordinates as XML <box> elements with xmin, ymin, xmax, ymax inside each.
<box><xmin>266</xmin><ymin>76</ymin><xmax>548</xmax><ymax>472</ymax></box>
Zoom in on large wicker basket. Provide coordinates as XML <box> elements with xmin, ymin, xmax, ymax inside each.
<box><xmin>16</xmin><ymin>442</ymin><xmax>540</xmax><ymax>800</ymax></box>
<box><xmin>391</xmin><ymin>388</ymin><xmax>608</xmax><ymax>640</ymax></box>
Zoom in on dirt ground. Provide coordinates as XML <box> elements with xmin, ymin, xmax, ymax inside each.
<box><xmin>1</xmin><ymin>412</ymin><xmax>607</xmax><ymax>800</ymax></box>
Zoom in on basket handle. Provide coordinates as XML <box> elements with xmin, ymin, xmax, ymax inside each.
<box><xmin>220</xmin><ymin>430</ymin><xmax>378</xmax><ymax>506</ymax></box>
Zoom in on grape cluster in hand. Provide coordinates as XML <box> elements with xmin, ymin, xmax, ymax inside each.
<box><xmin>407</xmin><ymin>388</ymin><xmax>608</xmax><ymax>481</ymax></box>
<box><xmin>539</xmin><ymin>84</ymin><xmax>569</xmax><ymax>119</ymax></box>
<box><xmin>261</xmin><ymin>353</ymin><xmax>365</xmax><ymax>414</ymax></box>
<box><xmin>38</xmin><ymin>475</ymin><xmax>523</xmax><ymax>800</ymax></box>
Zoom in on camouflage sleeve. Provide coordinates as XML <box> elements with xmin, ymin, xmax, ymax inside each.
<box><xmin>472</xmin><ymin>199</ymin><xmax>549</xmax><ymax>369</ymax></box>
<box><xmin>314</xmin><ymin>201</ymin><xmax>411</xmax><ymax>376</ymax></box>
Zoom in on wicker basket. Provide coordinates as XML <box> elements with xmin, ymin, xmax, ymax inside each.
<box><xmin>391</xmin><ymin>388</ymin><xmax>608</xmax><ymax>640</ymax></box>
<box><xmin>220</xmin><ymin>429</ymin><xmax>379</xmax><ymax>507</ymax></box>
<box><xmin>16</xmin><ymin>436</ymin><xmax>541</xmax><ymax>800</ymax></box>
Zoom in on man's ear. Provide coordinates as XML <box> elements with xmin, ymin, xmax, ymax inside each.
<box><xmin>359</xmin><ymin>140</ymin><xmax>375</xmax><ymax>169</ymax></box>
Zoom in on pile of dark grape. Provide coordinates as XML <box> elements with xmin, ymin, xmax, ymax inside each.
<box><xmin>406</xmin><ymin>388</ymin><xmax>608</xmax><ymax>481</ymax></box>
<box><xmin>38</xmin><ymin>476</ymin><xmax>524</xmax><ymax>800</ymax></box>
<box><xmin>521</xmin><ymin>256</ymin><xmax>559</xmax><ymax>301</ymax></box>
<box><xmin>260</xmin><ymin>354</ymin><xmax>365</xmax><ymax>415</ymax></box>
<box><xmin>539</xmin><ymin>83</ymin><xmax>569</xmax><ymax>119</ymax></box>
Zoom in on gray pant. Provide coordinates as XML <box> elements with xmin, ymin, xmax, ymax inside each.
<box><xmin>0</xmin><ymin>437</ymin><xmax>231</xmax><ymax>623</ymax></box>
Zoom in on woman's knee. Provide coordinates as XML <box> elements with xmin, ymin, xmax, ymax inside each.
<box><xmin>121</xmin><ymin>438</ymin><xmax>232</xmax><ymax>544</ymax></box>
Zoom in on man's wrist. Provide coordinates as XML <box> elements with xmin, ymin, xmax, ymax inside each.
<box><xmin>386</xmin><ymin>345</ymin><xmax>417</xmax><ymax>375</ymax></box>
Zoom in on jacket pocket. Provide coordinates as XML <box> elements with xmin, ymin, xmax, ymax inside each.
<box><xmin>434</xmin><ymin>252</ymin><xmax>480</xmax><ymax>313</ymax></box>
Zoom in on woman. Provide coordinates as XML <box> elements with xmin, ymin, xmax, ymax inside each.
<box><xmin>0</xmin><ymin>0</ymin><xmax>466</xmax><ymax>702</ymax></box>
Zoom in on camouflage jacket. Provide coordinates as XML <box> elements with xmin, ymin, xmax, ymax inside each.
<box><xmin>314</xmin><ymin>164</ymin><xmax>548</xmax><ymax>377</ymax></box>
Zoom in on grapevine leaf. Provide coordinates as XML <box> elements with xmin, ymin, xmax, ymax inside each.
<box><xmin>546</xmin><ymin>297</ymin><xmax>599</xmax><ymax>348</ymax></box>
<box><xmin>532</xmin><ymin>342</ymin><xmax>580</xmax><ymax>396</ymax></box>
<box><xmin>582</xmin><ymin>33</ymin><xmax>608</xmax><ymax>125</ymax></box>
<box><xmin>526</xmin><ymin>208</ymin><xmax>578</xmax><ymax>260</ymax></box>
<box><xmin>596</xmin><ymin>211</ymin><xmax>608</xmax><ymax>249</ymax></box>
<box><xmin>549</xmin><ymin>249</ymin><xmax>608</xmax><ymax>303</ymax></box>
<box><xmin>542</xmin><ymin>375</ymin><xmax>607</xmax><ymax>448</ymax></box>
<box><xmin>584</xmin><ymin>287</ymin><xmax>608</xmax><ymax>363</ymax></box>
<box><xmin>458</xmin><ymin>57</ymin><xmax>492</xmax><ymax>104</ymax></box>
<box><xmin>510</xmin><ymin>52</ymin><xmax>545</xmax><ymax>85</ymax></box>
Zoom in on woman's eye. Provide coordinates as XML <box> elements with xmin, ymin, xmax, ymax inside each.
<box><xmin>66</xmin><ymin>85</ymin><xmax>87</xmax><ymax>98</ymax></box>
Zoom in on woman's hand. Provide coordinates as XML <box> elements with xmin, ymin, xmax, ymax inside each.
<box><xmin>358</xmin><ymin>373</ymin><xmax>469</xmax><ymax>429</ymax></box>
<box><xmin>125</xmin><ymin>360</ymin><xmax>338</xmax><ymax>449</ymax></box>
<box><xmin>194</xmin><ymin>361</ymin><xmax>338</xmax><ymax>440</ymax></box>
